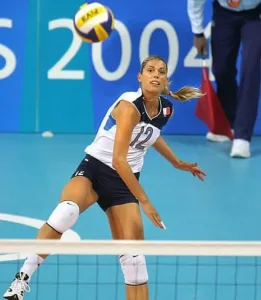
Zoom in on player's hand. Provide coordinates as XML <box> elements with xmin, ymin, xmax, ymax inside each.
<box><xmin>175</xmin><ymin>161</ymin><xmax>206</xmax><ymax>181</ymax></box>
<box><xmin>141</xmin><ymin>201</ymin><xmax>166</xmax><ymax>229</ymax></box>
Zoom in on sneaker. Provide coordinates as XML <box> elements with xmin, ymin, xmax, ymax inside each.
<box><xmin>206</xmin><ymin>132</ymin><xmax>232</xmax><ymax>143</ymax></box>
<box><xmin>230</xmin><ymin>139</ymin><xmax>250</xmax><ymax>158</ymax></box>
<box><xmin>3</xmin><ymin>272</ymin><xmax>30</xmax><ymax>300</ymax></box>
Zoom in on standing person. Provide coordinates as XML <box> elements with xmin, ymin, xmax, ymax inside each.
<box><xmin>187</xmin><ymin>0</ymin><xmax>261</xmax><ymax>158</ymax></box>
<box><xmin>3</xmin><ymin>55</ymin><xmax>206</xmax><ymax>300</ymax></box>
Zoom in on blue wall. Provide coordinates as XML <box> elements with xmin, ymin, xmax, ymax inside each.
<box><xmin>0</xmin><ymin>0</ymin><xmax>260</xmax><ymax>134</ymax></box>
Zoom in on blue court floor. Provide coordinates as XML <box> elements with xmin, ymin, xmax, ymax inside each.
<box><xmin>1</xmin><ymin>133</ymin><xmax>261</xmax><ymax>300</ymax></box>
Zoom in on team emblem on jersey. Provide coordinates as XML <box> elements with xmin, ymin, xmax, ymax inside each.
<box><xmin>163</xmin><ymin>107</ymin><xmax>171</xmax><ymax>117</ymax></box>
<box><xmin>227</xmin><ymin>0</ymin><xmax>241</xmax><ymax>8</ymax></box>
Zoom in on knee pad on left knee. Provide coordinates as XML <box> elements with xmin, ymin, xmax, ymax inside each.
<box><xmin>119</xmin><ymin>254</ymin><xmax>148</xmax><ymax>285</ymax></box>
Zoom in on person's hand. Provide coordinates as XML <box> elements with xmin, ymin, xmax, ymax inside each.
<box><xmin>175</xmin><ymin>161</ymin><xmax>206</xmax><ymax>181</ymax></box>
<box><xmin>141</xmin><ymin>201</ymin><xmax>166</xmax><ymax>229</ymax></box>
<box><xmin>194</xmin><ymin>36</ymin><xmax>207</xmax><ymax>56</ymax></box>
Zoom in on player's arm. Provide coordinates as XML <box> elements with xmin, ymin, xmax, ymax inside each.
<box><xmin>152</xmin><ymin>135</ymin><xmax>181</xmax><ymax>168</ymax></box>
<box><xmin>153</xmin><ymin>135</ymin><xmax>206</xmax><ymax>180</ymax></box>
<box><xmin>112</xmin><ymin>100</ymin><xmax>150</xmax><ymax>204</ymax></box>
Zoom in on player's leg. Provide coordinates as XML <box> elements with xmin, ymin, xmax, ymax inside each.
<box><xmin>91</xmin><ymin>157</ymin><xmax>147</xmax><ymax>299</ymax></box>
<box><xmin>22</xmin><ymin>176</ymin><xmax>98</xmax><ymax>276</ymax></box>
<box><xmin>36</xmin><ymin>176</ymin><xmax>98</xmax><ymax>249</ymax></box>
<box><xmin>107</xmin><ymin>203</ymin><xmax>148</xmax><ymax>300</ymax></box>
<box><xmin>3</xmin><ymin>157</ymin><xmax>98</xmax><ymax>300</ymax></box>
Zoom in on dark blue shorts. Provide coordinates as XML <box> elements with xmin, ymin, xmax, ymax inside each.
<box><xmin>71</xmin><ymin>154</ymin><xmax>140</xmax><ymax>211</ymax></box>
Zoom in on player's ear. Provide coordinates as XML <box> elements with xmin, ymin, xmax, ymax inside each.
<box><xmin>137</xmin><ymin>73</ymin><xmax>142</xmax><ymax>83</ymax></box>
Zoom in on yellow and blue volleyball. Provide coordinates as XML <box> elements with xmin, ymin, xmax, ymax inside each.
<box><xmin>73</xmin><ymin>2</ymin><xmax>115</xmax><ymax>43</ymax></box>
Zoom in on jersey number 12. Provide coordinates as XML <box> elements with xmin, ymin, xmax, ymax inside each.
<box><xmin>130</xmin><ymin>126</ymin><xmax>153</xmax><ymax>150</ymax></box>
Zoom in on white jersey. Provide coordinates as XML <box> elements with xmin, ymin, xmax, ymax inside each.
<box><xmin>85</xmin><ymin>89</ymin><xmax>173</xmax><ymax>173</ymax></box>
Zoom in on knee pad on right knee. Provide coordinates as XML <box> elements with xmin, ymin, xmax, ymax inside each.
<box><xmin>46</xmin><ymin>201</ymin><xmax>79</xmax><ymax>234</ymax></box>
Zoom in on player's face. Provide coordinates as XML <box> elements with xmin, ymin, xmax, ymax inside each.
<box><xmin>138</xmin><ymin>59</ymin><xmax>168</xmax><ymax>96</ymax></box>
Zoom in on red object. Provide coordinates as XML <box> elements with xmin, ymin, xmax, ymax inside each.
<box><xmin>195</xmin><ymin>66</ymin><xmax>234</xmax><ymax>140</ymax></box>
<box><xmin>227</xmin><ymin>0</ymin><xmax>241</xmax><ymax>8</ymax></box>
<box><xmin>163</xmin><ymin>107</ymin><xmax>171</xmax><ymax>116</ymax></box>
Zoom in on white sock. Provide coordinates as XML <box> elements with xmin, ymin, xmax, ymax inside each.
<box><xmin>20</xmin><ymin>254</ymin><xmax>44</xmax><ymax>281</ymax></box>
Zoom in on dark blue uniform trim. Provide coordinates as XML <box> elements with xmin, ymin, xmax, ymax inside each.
<box><xmin>132</xmin><ymin>95</ymin><xmax>173</xmax><ymax>129</ymax></box>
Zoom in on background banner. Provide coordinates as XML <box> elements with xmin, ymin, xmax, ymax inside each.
<box><xmin>1</xmin><ymin>0</ymin><xmax>260</xmax><ymax>134</ymax></box>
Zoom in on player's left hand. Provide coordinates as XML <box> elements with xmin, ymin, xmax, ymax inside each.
<box><xmin>175</xmin><ymin>161</ymin><xmax>206</xmax><ymax>181</ymax></box>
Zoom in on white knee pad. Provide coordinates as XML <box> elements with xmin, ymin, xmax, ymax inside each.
<box><xmin>47</xmin><ymin>201</ymin><xmax>79</xmax><ymax>234</ymax></box>
<box><xmin>119</xmin><ymin>254</ymin><xmax>148</xmax><ymax>285</ymax></box>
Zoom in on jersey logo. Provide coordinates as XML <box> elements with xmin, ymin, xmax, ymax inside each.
<box><xmin>163</xmin><ymin>107</ymin><xmax>171</xmax><ymax>117</ymax></box>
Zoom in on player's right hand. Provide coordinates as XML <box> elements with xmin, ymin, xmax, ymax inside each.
<box><xmin>141</xmin><ymin>201</ymin><xmax>166</xmax><ymax>229</ymax></box>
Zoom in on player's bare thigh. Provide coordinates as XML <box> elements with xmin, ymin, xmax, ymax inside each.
<box><xmin>106</xmin><ymin>203</ymin><xmax>144</xmax><ymax>240</ymax></box>
<box><xmin>60</xmin><ymin>176</ymin><xmax>98</xmax><ymax>213</ymax></box>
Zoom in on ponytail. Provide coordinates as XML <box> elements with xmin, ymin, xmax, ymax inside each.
<box><xmin>162</xmin><ymin>84</ymin><xmax>205</xmax><ymax>102</ymax></box>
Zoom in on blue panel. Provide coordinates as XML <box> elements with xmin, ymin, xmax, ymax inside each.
<box><xmin>104</xmin><ymin>114</ymin><xmax>116</xmax><ymax>131</ymax></box>
<box><xmin>1</xmin><ymin>0</ymin><xmax>261</xmax><ymax>135</ymax></box>
<box><xmin>0</xmin><ymin>0</ymin><xmax>28</xmax><ymax>132</ymax></box>
<box><xmin>37</xmin><ymin>0</ymin><xmax>94</xmax><ymax>133</ymax></box>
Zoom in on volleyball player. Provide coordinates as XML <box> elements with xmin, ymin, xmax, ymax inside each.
<box><xmin>3</xmin><ymin>55</ymin><xmax>206</xmax><ymax>300</ymax></box>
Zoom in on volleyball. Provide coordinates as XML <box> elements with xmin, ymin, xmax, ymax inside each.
<box><xmin>73</xmin><ymin>2</ymin><xmax>115</xmax><ymax>43</ymax></box>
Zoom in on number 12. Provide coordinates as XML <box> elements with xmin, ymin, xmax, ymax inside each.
<box><xmin>130</xmin><ymin>126</ymin><xmax>153</xmax><ymax>150</ymax></box>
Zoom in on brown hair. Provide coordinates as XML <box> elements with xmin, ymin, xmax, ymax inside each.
<box><xmin>140</xmin><ymin>55</ymin><xmax>205</xmax><ymax>102</ymax></box>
